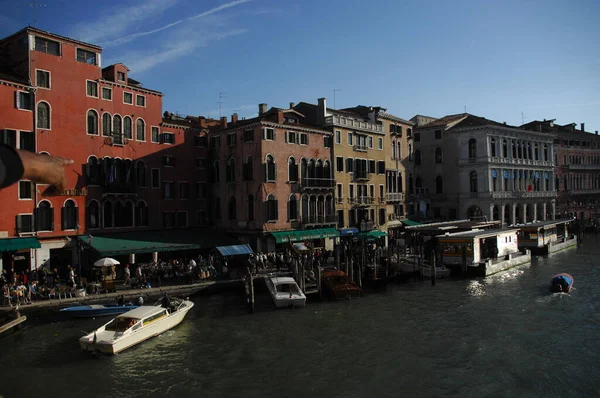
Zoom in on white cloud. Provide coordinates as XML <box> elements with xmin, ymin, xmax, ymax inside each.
<box><xmin>69</xmin><ymin>0</ymin><xmax>178</xmax><ymax>43</ymax></box>
<box><xmin>103</xmin><ymin>0</ymin><xmax>252</xmax><ymax>46</ymax></box>
<box><xmin>123</xmin><ymin>29</ymin><xmax>248</xmax><ymax>73</ymax></box>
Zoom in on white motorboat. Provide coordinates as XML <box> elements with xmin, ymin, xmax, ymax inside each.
<box><xmin>79</xmin><ymin>298</ymin><xmax>193</xmax><ymax>354</ymax></box>
<box><xmin>266</xmin><ymin>277</ymin><xmax>306</xmax><ymax>308</ymax></box>
<box><xmin>421</xmin><ymin>264</ymin><xmax>451</xmax><ymax>279</ymax></box>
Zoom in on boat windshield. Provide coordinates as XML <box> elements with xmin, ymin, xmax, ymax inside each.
<box><xmin>105</xmin><ymin>317</ymin><xmax>139</xmax><ymax>332</ymax></box>
<box><xmin>276</xmin><ymin>283</ymin><xmax>299</xmax><ymax>294</ymax></box>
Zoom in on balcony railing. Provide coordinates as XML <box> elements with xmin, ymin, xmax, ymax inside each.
<box><xmin>336</xmin><ymin>197</ymin><xmax>344</xmax><ymax>204</ymax></box>
<box><xmin>354</xmin><ymin>171</ymin><xmax>369</xmax><ymax>180</ymax></box>
<box><xmin>354</xmin><ymin>196</ymin><xmax>374</xmax><ymax>206</ymax></box>
<box><xmin>568</xmin><ymin>164</ymin><xmax>600</xmax><ymax>170</ymax></box>
<box><xmin>298</xmin><ymin>215</ymin><xmax>337</xmax><ymax>226</ymax></box>
<box><xmin>413</xmin><ymin>187</ymin><xmax>429</xmax><ymax>195</ymax></box>
<box><xmin>354</xmin><ymin>144</ymin><xmax>368</xmax><ymax>152</ymax></box>
<box><xmin>386</xmin><ymin>192</ymin><xmax>404</xmax><ymax>202</ymax></box>
<box><xmin>459</xmin><ymin>156</ymin><xmax>555</xmax><ymax>167</ymax></box>
<box><xmin>569</xmin><ymin>188</ymin><xmax>600</xmax><ymax>195</ymax></box>
<box><xmin>300</xmin><ymin>178</ymin><xmax>335</xmax><ymax>189</ymax></box>
<box><xmin>324</xmin><ymin>115</ymin><xmax>383</xmax><ymax>133</ymax></box>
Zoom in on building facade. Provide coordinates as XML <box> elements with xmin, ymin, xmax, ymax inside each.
<box><xmin>208</xmin><ymin>103</ymin><xmax>335</xmax><ymax>252</ymax></box>
<box><xmin>295</xmin><ymin>99</ymin><xmax>387</xmax><ymax>233</ymax></box>
<box><xmin>0</xmin><ymin>27</ymin><xmax>210</xmax><ymax>271</ymax></box>
<box><xmin>412</xmin><ymin>114</ymin><xmax>557</xmax><ymax>224</ymax></box>
<box><xmin>521</xmin><ymin>120</ymin><xmax>600</xmax><ymax>225</ymax></box>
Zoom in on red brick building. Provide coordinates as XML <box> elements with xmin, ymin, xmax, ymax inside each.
<box><xmin>0</xmin><ymin>27</ymin><xmax>212</xmax><ymax>272</ymax></box>
<box><xmin>209</xmin><ymin>103</ymin><xmax>335</xmax><ymax>252</ymax></box>
<box><xmin>522</xmin><ymin>120</ymin><xmax>600</xmax><ymax>226</ymax></box>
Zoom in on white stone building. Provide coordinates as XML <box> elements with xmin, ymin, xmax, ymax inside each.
<box><xmin>411</xmin><ymin>114</ymin><xmax>557</xmax><ymax>224</ymax></box>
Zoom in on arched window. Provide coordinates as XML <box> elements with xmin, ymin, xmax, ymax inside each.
<box><xmin>226</xmin><ymin>158</ymin><xmax>236</xmax><ymax>183</ymax></box>
<box><xmin>36</xmin><ymin>200</ymin><xmax>53</xmax><ymax>231</ymax></box>
<box><xmin>215</xmin><ymin>197</ymin><xmax>221</xmax><ymax>220</ymax></box>
<box><xmin>87</xmin><ymin>110</ymin><xmax>98</xmax><ymax>135</ymax></box>
<box><xmin>124</xmin><ymin>159</ymin><xmax>133</xmax><ymax>185</ymax></box>
<box><xmin>534</xmin><ymin>143</ymin><xmax>539</xmax><ymax>160</ymax></box>
<box><xmin>468</xmin><ymin>138</ymin><xmax>477</xmax><ymax>158</ymax></box>
<box><xmin>301</xmin><ymin>195</ymin><xmax>309</xmax><ymax>219</ymax></box>
<box><xmin>266</xmin><ymin>194</ymin><xmax>278</xmax><ymax>221</ymax></box>
<box><xmin>136</xmin><ymin>161</ymin><xmax>146</xmax><ymax>187</ymax></box>
<box><xmin>288</xmin><ymin>157</ymin><xmax>298</xmax><ymax>182</ymax></box>
<box><xmin>103</xmin><ymin>201</ymin><xmax>113</xmax><ymax>228</ymax></box>
<box><xmin>228</xmin><ymin>196</ymin><xmax>237</xmax><ymax>220</ymax></box>
<box><xmin>512</xmin><ymin>140</ymin><xmax>517</xmax><ymax>158</ymax></box>
<box><xmin>247</xmin><ymin>195</ymin><xmax>255</xmax><ymax>221</ymax></box>
<box><xmin>490</xmin><ymin>137</ymin><xmax>496</xmax><ymax>157</ymax></box>
<box><xmin>414</xmin><ymin>149</ymin><xmax>422</xmax><ymax>165</ymax></box>
<box><xmin>114</xmin><ymin>201</ymin><xmax>123</xmax><ymax>228</ymax></box>
<box><xmin>527</xmin><ymin>142</ymin><xmax>532</xmax><ymax>159</ymax></box>
<box><xmin>213</xmin><ymin>160</ymin><xmax>220</xmax><ymax>183</ymax></box>
<box><xmin>323</xmin><ymin>160</ymin><xmax>331</xmax><ymax>179</ymax></box>
<box><xmin>301</xmin><ymin>158</ymin><xmax>308</xmax><ymax>180</ymax></box>
<box><xmin>470</xmin><ymin>171</ymin><xmax>478</xmax><ymax>192</ymax></box>
<box><xmin>124</xmin><ymin>201</ymin><xmax>134</xmax><ymax>227</ymax></box>
<box><xmin>135</xmin><ymin>201</ymin><xmax>148</xmax><ymax>227</ymax></box>
<box><xmin>316</xmin><ymin>159</ymin><xmax>323</xmax><ymax>179</ymax></box>
<box><xmin>398</xmin><ymin>173</ymin><xmax>403</xmax><ymax>192</ymax></box>
<box><xmin>392</xmin><ymin>141</ymin><xmax>397</xmax><ymax>159</ymax></box>
<box><xmin>61</xmin><ymin>199</ymin><xmax>78</xmax><ymax>230</ymax></box>
<box><xmin>123</xmin><ymin>116</ymin><xmax>133</xmax><ymax>139</ymax></box>
<box><xmin>87</xmin><ymin>200</ymin><xmax>99</xmax><ymax>229</ymax></box>
<box><xmin>136</xmin><ymin>119</ymin><xmax>145</xmax><ymax>141</ymax></box>
<box><xmin>113</xmin><ymin>158</ymin><xmax>124</xmax><ymax>184</ymax></box>
<box><xmin>288</xmin><ymin>195</ymin><xmax>298</xmax><ymax>221</ymax></box>
<box><xmin>102</xmin><ymin>113</ymin><xmax>111</xmax><ymax>137</ymax></box>
<box><xmin>434</xmin><ymin>147</ymin><xmax>443</xmax><ymax>164</ymax></box>
<box><xmin>308</xmin><ymin>159</ymin><xmax>316</xmax><ymax>179</ymax></box>
<box><xmin>86</xmin><ymin>156</ymin><xmax>100</xmax><ymax>185</ymax></box>
<box><xmin>37</xmin><ymin>102</ymin><xmax>50</xmax><ymax>129</ymax></box>
<box><xmin>243</xmin><ymin>156</ymin><xmax>254</xmax><ymax>181</ymax></box>
<box><xmin>543</xmin><ymin>144</ymin><xmax>549</xmax><ymax>161</ymax></box>
<box><xmin>265</xmin><ymin>155</ymin><xmax>276</xmax><ymax>181</ymax></box>
<box><xmin>113</xmin><ymin>115</ymin><xmax>122</xmax><ymax>138</ymax></box>
<box><xmin>436</xmin><ymin>176</ymin><xmax>443</xmax><ymax>194</ymax></box>
<box><xmin>408</xmin><ymin>143</ymin><xmax>413</xmax><ymax>161</ymax></box>
<box><xmin>502</xmin><ymin>139</ymin><xmax>508</xmax><ymax>158</ymax></box>
<box><xmin>397</xmin><ymin>142</ymin><xmax>401</xmax><ymax>159</ymax></box>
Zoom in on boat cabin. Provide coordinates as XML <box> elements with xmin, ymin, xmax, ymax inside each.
<box><xmin>437</xmin><ymin>228</ymin><xmax>520</xmax><ymax>267</ymax></box>
<box><xmin>509</xmin><ymin>218</ymin><xmax>577</xmax><ymax>254</ymax></box>
<box><xmin>107</xmin><ymin>307</ymin><xmax>168</xmax><ymax>332</ymax></box>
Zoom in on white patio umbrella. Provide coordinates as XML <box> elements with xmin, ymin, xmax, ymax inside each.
<box><xmin>94</xmin><ymin>257</ymin><xmax>120</xmax><ymax>267</ymax></box>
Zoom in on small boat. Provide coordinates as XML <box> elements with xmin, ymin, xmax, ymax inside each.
<box><xmin>550</xmin><ymin>273</ymin><xmax>574</xmax><ymax>293</ymax></box>
<box><xmin>265</xmin><ymin>277</ymin><xmax>306</xmax><ymax>308</ymax></box>
<box><xmin>421</xmin><ymin>264</ymin><xmax>451</xmax><ymax>279</ymax></box>
<box><xmin>321</xmin><ymin>269</ymin><xmax>362</xmax><ymax>299</ymax></box>
<box><xmin>79</xmin><ymin>298</ymin><xmax>194</xmax><ymax>354</ymax></box>
<box><xmin>60</xmin><ymin>304</ymin><xmax>138</xmax><ymax>318</ymax></box>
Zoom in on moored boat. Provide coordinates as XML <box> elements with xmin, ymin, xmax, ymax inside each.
<box><xmin>321</xmin><ymin>270</ymin><xmax>362</xmax><ymax>299</ymax></box>
<box><xmin>79</xmin><ymin>297</ymin><xmax>194</xmax><ymax>354</ymax></box>
<box><xmin>60</xmin><ymin>304</ymin><xmax>138</xmax><ymax>318</ymax></box>
<box><xmin>550</xmin><ymin>273</ymin><xmax>574</xmax><ymax>293</ymax></box>
<box><xmin>265</xmin><ymin>277</ymin><xmax>306</xmax><ymax>308</ymax></box>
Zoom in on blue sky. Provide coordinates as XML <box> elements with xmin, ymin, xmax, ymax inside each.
<box><xmin>1</xmin><ymin>0</ymin><xmax>599</xmax><ymax>131</ymax></box>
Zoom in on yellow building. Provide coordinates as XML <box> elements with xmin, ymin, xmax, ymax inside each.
<box><xmin>295</xmin><ymin>99</ymin><xmax>387</xmax><ymax>232</ymax></box>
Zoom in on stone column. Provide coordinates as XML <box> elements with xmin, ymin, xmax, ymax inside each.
<box><xmin>552</xmin><ymin>201</ymin><xmax>556</xmax><ymax>220</ymax></box>
<box><xmin>152</xmin><ymin>252</ymin><xmax>158</xmax><ymax>263</ymax></box>
<box><xmin>543</xmin><ymin>203</ymin><xmax>547</xmax><ymax>221</ymax></box>
<box><xmin>501</xmin><ymin>204</ymin><xmax>506</xmax><ymax>225</ymax></box>
<box><xmin>512</xmin><ymin>203</ymin><xmax>517</xmax><ymax>225</ymax></box>
<box><xmin>129</xmin><ymin>253</ymin><xmax>135</xmax><ymax>264</ymax></box>
<box><xmin>533</xmin><ymin>203</ymin><xmax>538</xmax><ymax>221</ymax></box>
<box><xmin>489</xmin><ymin>203</ymin><xmax>495</xmax><ymax>221</ymax></box>
<box><xmin>523</xmin><ymin>203</ymin><xmax>528</xmax><ymax>223</ymax></box>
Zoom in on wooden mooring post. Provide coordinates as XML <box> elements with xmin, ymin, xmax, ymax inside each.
<box><xmin>244</xmin><ymin>268</ymin><xmax>254</xmax><ymax>313</ymax></box>
<box><xmin>431</xmin><ymin>250</ymin><xmax>436</xmax><ymax>286</ymax></box>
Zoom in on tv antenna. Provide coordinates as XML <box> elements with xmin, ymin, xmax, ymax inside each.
<box><xmin>217</xmin><ymin>92</ymin><xmax>228</xmax><ymax>118</ymax></box>
<box><xmin>333</xmin><ymin>89</ymin><xmax>342</xmax><ymax>109</ymax></box>
<box><xmin>30</xmin><ymin>0</ymin><xmax>46</xmax><ymax>28</ymax></box>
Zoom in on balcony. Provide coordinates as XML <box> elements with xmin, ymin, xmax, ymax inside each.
<box><xmin>354</xmin><ymin>196</ymin><xmax>375</xmax><ymax>206</ymax></box>
<box><xmin>336</xmin><ymin>197</ymin><xmax>344</xmax><ymax>204</ymax></box>
<box><xmin>459</xmin><ymin>156</ymin><xmax>554</xmax><ymax>167</ymax></box>
<box><xmin>386</xmin><ymin>192</ymin><xmax>404</xmax><ymax>202</ymax></box>
<box><xmin>103</xmin><ymin>182</ymin><xmax>137</xmax><ymax>196</ymax></box>
<box><xmin>354</xmin><ymin>170</ymin><xmax>370</xmax><ymax>181</ymax></box>
<box><xmin>412</xmin><ymin>187</ymin><xmax>429</xmax><ymax>196</ymax></box>
<box><xmin>324</xmin><ymin>115</ymin><xmax>383</xmax><ymax>134</ymax></box>
<box><xmin>359</xmin><ymin>220</ymin><xmax>375</xmax><ymax>232</ymax></box>
<box><xmin>354</xmin><ymin>144</ymin><xmax>368</xmax><ymax>152</ymax></box>
<box><xmin>570</xmin><ymin>188</ymin><xmax>600</xmax><ymax>195</ymax></box>
<box><xmin>294</xmin><ymin>215</ymin><xmax>337</xmax><ymax>227</ymax></box>
<box><xmin>568</xmin><ymin>164</ymin><xmax>600</xmax><ymax>170</ymax></box>
<box><xmin>300</xmin><ymin>178</ymin><xmax>335</xmax><ymax>190</ymax></box>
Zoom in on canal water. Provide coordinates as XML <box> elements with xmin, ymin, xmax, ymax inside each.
<box><xmin>2</xmin><ymin>236</ymin><xmax>599</xmax><ymax>398</ymax></box>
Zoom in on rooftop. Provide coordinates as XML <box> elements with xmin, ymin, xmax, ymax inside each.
<box><xmin>117</xmin><ymin>305</ymin><xmax>165</xmax><ymax>320</ymax></box>
<box><xmin>437</xmin><ymin>228</ymin><xmax>517</xmax><ymax>240</ymax></box>
<box><xmin>0</xmin><ymin>26</ymin><xmax>102</xmax><ymax>51</ymax></box>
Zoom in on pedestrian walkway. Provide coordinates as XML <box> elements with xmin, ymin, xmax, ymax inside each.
<box><xmin>0</xmin><ymin>279</ymin><xmax>240</xmax><ymax>313</ymax></box>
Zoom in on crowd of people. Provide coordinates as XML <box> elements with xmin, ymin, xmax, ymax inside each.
<box><xmin>1</xmin><ymin>265</ymin><xmax>79</xmax><ymax>306</ymax></box>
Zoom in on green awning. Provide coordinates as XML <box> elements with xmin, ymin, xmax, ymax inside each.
<box><xmin>358</xmin><ymin>230</ymin><xmax>388</xmax><ymax>240</ymax></box>
<box><xmin>0</xmin><ymin>237</ymin><xmax>41</xmax><ymax>252</ymax></box>
<box><xmin>401</xmin><ymin>219</ymin><xmax>422</xmax><ymax>227</ymax></box>
<box><xmin>271</xmin><ymin>228</ymin><xmax>340</xmax><ymax>244</ymax></box>
<box><xmin>79</xmin><ymin>228</ymin><xmax>238</xmax><ymax>256</ymax></box>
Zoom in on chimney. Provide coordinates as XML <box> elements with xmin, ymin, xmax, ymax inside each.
<box><xmin>289</xmin><ymin>102</ymin><xmax>295</xmax><ymax>109</ymax></box>
<box><xmin>277</xmin><ymin>110</ymin><xmax>284</xmax><ymax>124</ymax></box>
<box><xmin>581</xmin><ymin>123</ymin><xmax>585</xmax><ymax>132</ymax></box>
<box><xmin>220</xmin><ymin>116</ymin><xmax>227</xmax><ymax>129</ymax></box>
<box><xmin>231</xmin><ymin>113</ymin><xmax>238</xmax><ymax>123</ymax></box>
<box><xmin>317</xmin><ymin>97</ymin><xmax>327</xmax><ymax>124</ymax></box>
<box><xmin>258</xmin><ymin>103</ymin><xmax>267</xmax><ymax>115</ymax></box>
<box><xmin>596</xmin><ymin>131</ymin><xmax>598</xmax><ymax>135</ymax></box>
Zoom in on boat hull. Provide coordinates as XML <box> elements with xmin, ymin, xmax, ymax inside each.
<box><xmin>266</xmin><ymin>277</ymin><xmax>306</xmax><ymax>308</ymax></box>
<box><xmin>550</xmin><ymin>273</ymin><xmax>574</xmax><ymax>293</ymax></box>
<box><xmin>79</xmin><ymin>302</ymin><xmax>193</xmax><ymax>354</ymax></box>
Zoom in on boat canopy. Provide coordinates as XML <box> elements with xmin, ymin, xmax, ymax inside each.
<box><xmin>216</xmin><ymin>244</ymin><xmax>253</xmax><ymax>256</ymax></box>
